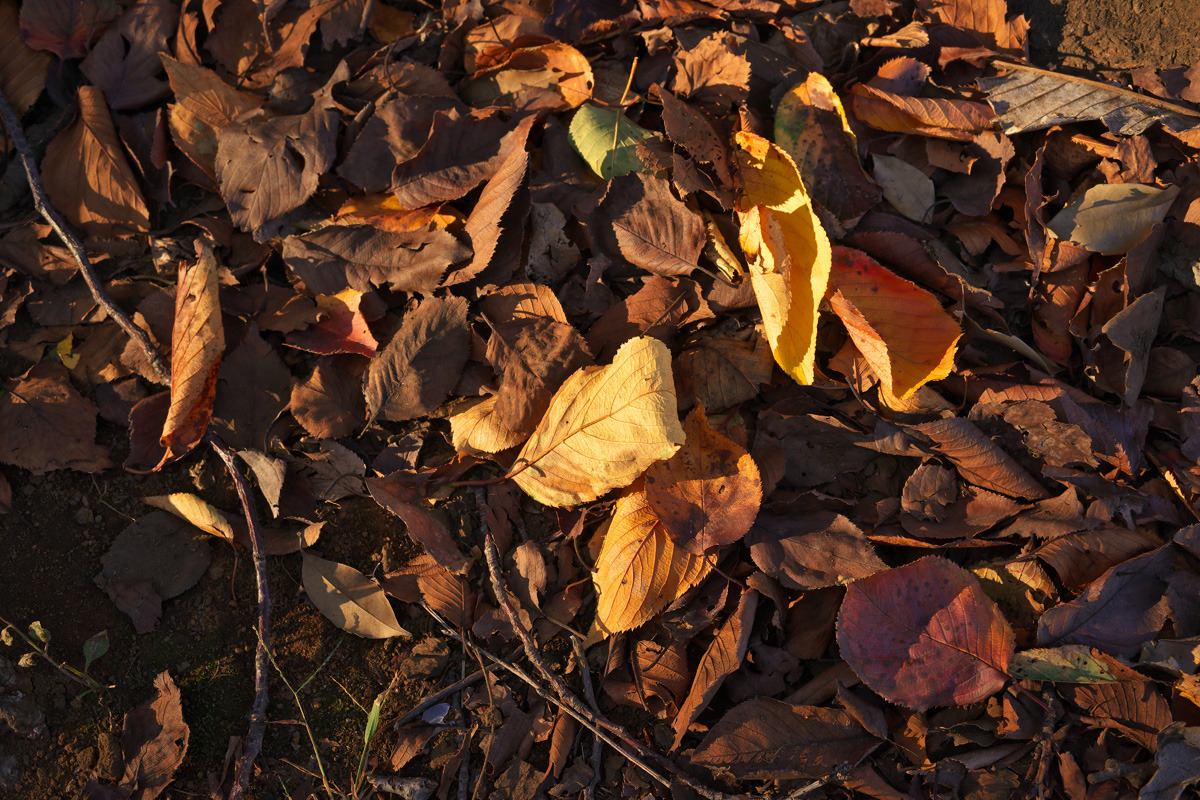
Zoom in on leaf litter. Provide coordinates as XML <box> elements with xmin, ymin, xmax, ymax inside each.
<box><xmin>5</xmin><ymin>0</ymin><xmax>1200</xmax><ymax>797</ymax></box>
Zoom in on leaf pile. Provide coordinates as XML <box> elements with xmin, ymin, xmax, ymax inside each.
<box><xmin>5</xmin><ymin>0</ymin><xmax>1200</xmax><ymax>796</ymax></box>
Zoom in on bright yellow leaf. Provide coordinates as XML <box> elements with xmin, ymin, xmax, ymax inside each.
<box><xmin>592</xmin><ymin>486</ymin><xmax>712</xmax><ymax>638</ymax></box>
<box><xmin>510</xmin><ymin>336</ymin><xmax>684</xmax><ymax>508</ymax></box>
<box><xmin>734</xmin><ymin>131</ymin><xmax>832</xmax><ymax>385</ymax></box>
<box><xmin>449</xmin><ymin>396</ymin><xmax>527</xmax><ymax>455</ymax></box>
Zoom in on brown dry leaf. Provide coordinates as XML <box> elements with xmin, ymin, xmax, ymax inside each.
<box><xmin>461</xmin><ymin>41</ymin><xmax>594</xmax><ymax>113</ymax></box>
<box><xmin>1046</xmin><ymin>183</ymin><xmax>1180</xmax><ymax>255</ymax></box>
<box><xmin>143</xmin><ymin>493</ymin><xmax>235</xmax><ymax>543</ymax></box>
<box><xmin>161</xmin><ymin>55</ymin><xmax>263</xmax><ymax>177</ymax></box>
<box><xmin>586</xmin><ymin>276</ymin><xmax>707</xmax><ymax>361</ymax></box>
<box><xmin>211</xmin><ymin>325</ymin><xmax>291</xmax><ymax>451</ymax></box>
<box><xmin>364</xmin><ymin>295</ymin><xmax>469</xmax><ymax>425</ymax></box>
<box><xmin>674</xmin><ymin>330</ymin><xmax>774</xmax><ymax>412</ymax></box>
<box><xmin>158</xmin><ymin>245</ymin><xmax>223</xmax><ymax>469</ymax></box>
<box><xmin>747</xmin><ymin>512</ymin><xmax>887</xmax><ymax>590</ymax></box>
<box><xmin>605</xmin><ymin>173</ymin><xmax>707</xmax><ymax>277</ymax></box>
<box><xmin>449</xmin><ymin>397</ymin><xmax>527</xmax><ymax>456</ymax></box>
<box><xmin>591</xmin><ymin>486</ymin><xmax>711</xmax><ymax>638</ymax></box>
<box><xmin>289</xmin><ymin>362</ymin><xmax>366</xmax><ymax>439</ymax></box>
<box><xmin>0</xmin><ymin>0</ymin><xmax>51</xmax><ymax>116</ymax></box>
<box><xmin>42</xmin><ymin>85</ymin><xmax>150</xmax><ymax>238</ymax></box>
<box><xmin>367</xmin><ymin>475</ymin><xmax>471</xmax><ymax>575</ymax></box>
<box><xmin>645</xmin><ymin>405</ymin><xmax>762</xmax><ymax>554</ymax></box>
<box><xmin>18</xmin><ymin>0</ymin><xmax>119</xmax><ymax>60</ymax></box>
<box><xmin>691</xmin><ymin>698</ymin><xmax>877</xmax><ymax>779</ymax></box>
<box><xmin>119</xmin><ymin>670</ymin><xmax>189</xmax><ymax>800</ymax></box>
<box><xmin>672</xmin><ymin>589</ymin><xmax>757</xmax><ymax>750</ymax></box>
<box><xmin>827</xmin><ymin>247</ymin><xmax>962</xmax><ymax>399</ymax></box>
<box><xmin>0</xmin><ymin>360</ymin><xmax>111</xmax><ymax>474</ymax></box>
<box><xmin>734</xmin><ymin>131</ymin><xmax>832</xmax><ymax>386</ymax></box>
<box><xmin>850</xmin><ymin>83</ymin><xmax>994</xmax><ymax>140</ymax></box>
<box><xmin>453</xmin><ymin>124</ymin><xmax>532</xmax><ymax>288</ymax></box>
<box><xmin>913</xmin><ymin>418</ymin><xmax>1051</xmax><ymax>500</ymax></box>
<box><xmin>510</xmin><ymin>336</ymin><xmax>685</xmax><ymax>508</ymax></box>
<box><xmin>301</xmin><ymin>551</ymin><xmax>410</xmax><ymax>639</ymax></box>
<box><xmin>79</xmin><ymin>0</ymin><xmax>176</xmax><ymax>111</ymax></box>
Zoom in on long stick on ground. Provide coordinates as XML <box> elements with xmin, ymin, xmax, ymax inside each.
<box><xmin>0</xmin><ymin>89</ymin><xmax>270</xmax><ymax>800</ymax></box>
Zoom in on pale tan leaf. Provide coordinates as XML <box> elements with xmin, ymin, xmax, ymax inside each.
<box><xmin>1046</xmin><ymin>183</ymin><xmax>1180</xmax><ymax>255</ymax></box>
<box><xmin>449</xmin><ymin>396</ymin><xmax>527</xmax><ymax>456</ymax></box>
<box><xmin>592</xmin><ymin>486</ymin><xmax>711</xmax><ymax>638</ymax></box>
<box><xmin>42</xmin><ymin>85</ymin><xmax>150</xmax><ymax>238</ymax></box>
<box><xmin>510</xmin><ymin>336</ymin><xmax>684</xmax><ymax>508</ymax></box>
<box><xmin>302</xmin><ymin>551</ymin><xmax>410</xmax><ymax>639</ymax></box>
<box><xmin>144</xmin><ymin>493</ymin><xmax>235</xmax><ymax>542</ymax></box>
<box><xmin>158</xmin><ymin>245</ymin><xmax>224</xmax><ymax>468</ymax></box>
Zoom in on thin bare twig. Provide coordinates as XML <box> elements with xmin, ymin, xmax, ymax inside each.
<box><xmin>393</xmin><ymin>667</ymin><xmax>492</xmax><ymax>728</ymax></box>
<box><xmin>210</xmin><ymin>438</ymin><xmax>272</xmax><ymax>800</ymax></box>
<box><xmin>0</xmin><ymin>87</ymin><xmax>272</xmax><ymax>800</ymax></box>
<box><xmin>0</xmin><ymin>90</ymin><xmax>170</xmax><ymax>384</ymax></box>
<box><xmin>571</xmin><ymin>636</ymin><xmax>603</xmax><ymax>800</ymax></box>
<box><xmin>475</xmin><ymin>491</ymin><xmax>740</xmax><ymax>800</ymax></box>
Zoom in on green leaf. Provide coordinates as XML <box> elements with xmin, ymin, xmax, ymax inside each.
<box><xmin>568</xmin><ymin>104</ymin><xmax>662</xmax><ymax>180</ymax></box>
<box><xmin>364</xmin><ymin>697</ymin><xmax>382</xmax><ymax>745</ymax></box>
<box><xmin>82</xmin><ymin>630</ymin><xmax>109</xmax><ymax>671</ymax></box>
<box><xmin>1008</xmin><ymin>645</ymin><xmax>1131</xmax><ymax>683</ymax></box>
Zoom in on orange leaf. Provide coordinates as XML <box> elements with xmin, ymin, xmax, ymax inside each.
<box><xmin>591</xmin><ymin>485</ymin><xmax>712</xmax><ymax>639</ymax></box>
<box><xmin>849</xmin><ymin>83</ymin><xmax>994</xmax><ymax>140</ymax></box>
<box><xmin>42</xmin><ymin>85</ymin><xmax>150</xmax><ymax>238</ymax></box>
<box><xmin>827</xmin><ymin>246</ymin><xmax>961</xmax><ymax>399</ymax></box>
<box><xmin>158</xmin><ymin>245</ymin><xmax>224</xmax><ymax>468</ymax></box>
<box><xmin>334</xmin><ymin>194</ymin><xmax>462</xmax><ymax>234</ymax></box>
<box><xmin>733</xmin><ymin>131</ymin><xmax>832</xmax><ymax>386</ymax></box>
<box><xmin>645</xmin><ymin>405</ymin><xmax>762</xmax><ymax>554</ymax></box>
<box><xmin>286</xmin><ymin>289</ymin><xmax>380</xmax><ymax>358</ymax></box>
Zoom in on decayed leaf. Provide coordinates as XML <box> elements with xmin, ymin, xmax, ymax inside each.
<box><xmin>42</xmin><ymin>85</ymin><xmax>151</xmax><ymax>238</ymax></box>
<box><xmin>827</xmin><ymin>247</ymin><xmax>961</xmax><ymax>399</ymax></box>
<box><xmin>510</xmin><ymin>336</ymin><xmax>685</xmax><ymax>508</ymax></box>
<box><xmin>1046</xmin><ymin>183</ymin><xmax>1180</xmax><ymax>255</ymax></box>
<box><xmin>913</xmin><ymin>417</ymin><xmax>1051</xmax><ymax>499</ymax></box>
<box><xmin>980</xmin><ymin>64</ymin><xmax>1200</xmax><ymax>136</ymax></box>
<box><xmin>461</xmin><ymin>41</ymin><xmax>594</xmax><ymax>113</ymax></box>
<box><xmin>837</xmin><ymin>556</ymin><xmax>1016</xmax><ymax>711</ymax></box>
<box><xmin>211</xmin><ymin>325</ymin><xmax>292</xmax><ymax>451</ymax></box>
<box><xmin>364</xmin><ymin>296</ymin><xmax>469</xmax><ymax>425</ymax></box>
<box><xmin>0</xmin><ymin>0</ymin><xmax>51</xmax><ymax>116</ymax></box>
<box><xmin>747</xmin><ymin>512</ymin><xmax>886</xmax><ymax>590</ymax></box>
<box><xmin>1142</xmin><ymin>724</ymin><xmax>1200</xmax><ymax>800</ymax></box>
<box><xmin>449</xmin><ymin>396</ymin><xmax>527</xmax><ymax>456</ymax></box>
<box><xmin>645</xmin><ymin>405</ymin><xmax>761</xmax><ymax>554</ymax></box>
<box><xmin>734</xmin><ymin>131</ymin><xmax>832</xmax><ymax>386</ymax></box>
<box><xmin>1008</xmin><ymin>645</ymin><xmax>1139</xmax><ymax>683</ymax></box>
<box><xmin>301</xmin><ymin>551</ymin><xmax>410</xmax><ymax>639</ymax></box>
<box><xmin>568</xmin><ymin>103</ymin><xmax>663</xmax><ymax>180</ymax></box>
<box><xmin>691</xmin><ymin>698</ymin><xmax>877</xmax><ymax>779</ymax></box>
<box><xmin>19</xmin><ymin>0</ymin><xmax>118</xmax><ymax>59</ymax></box>
<box><xmin>674</xmin><ymin>331</ymin><xmax>774</xmax><ymax>412</ymax></box>
<box><xmin>672</xmin><ymin>589</ymin><xmax>757</xmax><ymax>750</ymax></box>
<box><xmin>144</xmin><ymin>493</ymin><xmax>235</xmax><ymax>543</ymax></box>
<box><xmin>119</xmin><ymin>670</ymin><xmax>189</xmax><ymax>800</ymax></box>
<box><xmin>456</xmin><ymin>127</ymin><xmax>531</xmax><ymax>287</ymax></box>
<box><xmin>775</xmin><ymin>74</ymin><xmax>880</xmax><ymax>224</ymax></box>
<box><xmin>592</xmin><ymin>486</ymin><xmax>711</xmax><ymax>637</ymax></box>
<box><xmin>79</xmin><ymin>0</ymin><xmax>176</xmax><ymax>111</ymax></box>
<box><xmin>161</xmin><ymin>55</ymin><xmax>262</xmax><ymax>177</ymax></box>
<box><xmin>0</xmin><ymin>360</ymin><xmax>111</xmax><ymax>474</ymax></box>
<box><xmin>158</xmin><ymin>246</ymin><xmax>223</xmax><ymax>468</ymax></box>
<box><xmin>605</xmin><ymin>173</ymin><xmax>706</xmax><ymax>276</ymax></box>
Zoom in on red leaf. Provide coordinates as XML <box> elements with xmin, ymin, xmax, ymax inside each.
<box><xmin>837</xmin><ymin>556</ymin><xmax>1015</xmax><ymax>711</ymax></box>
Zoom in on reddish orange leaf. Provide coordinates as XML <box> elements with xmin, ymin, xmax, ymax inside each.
<box><xmin>158</xmin><ymin>245</ymin><xmax>223</xmax><ymax>468</ymax></box>
<box><xmin>827</xmin><ymin>246</ymin><xmax>961</xmax><ymax>399</ymax></box>
<box><xmin>644</xmin><ymin>405</ymin><xmax>762</xmax><ymax>554</ymax></box>
<box><xmin>286</xmin><ymin>289</ymin><xmax>380</xmax><ymax>358</ymax></box>
<box><xmin>837</xmin><ymin>556</ymin><xmax>1015</xmax><ymax>711</ymax></box>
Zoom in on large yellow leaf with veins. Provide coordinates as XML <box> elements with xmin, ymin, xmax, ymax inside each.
<box><xmin>734</xmin><ymin>131</ymin><xmax>832</xmax><ymax>385</ymax></box>
<box><xmin>592</xmin><ymin>486</ymin><xmax>712</xmax><ymax>638</ymax></box>
<box><xmin>510</xmin><ymin>336</ymin><xmax>684</xmax><ymax>507</ymax></box>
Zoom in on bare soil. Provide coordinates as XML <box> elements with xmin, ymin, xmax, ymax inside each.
<box><xmin>4</xmin><ymin>1</ymin><xmax>1200</xmax><ymax>798</ymax></box>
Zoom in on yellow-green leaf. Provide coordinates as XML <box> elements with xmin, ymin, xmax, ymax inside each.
<box><xmin>733</xmin><ymin>131</ymin><xmax>832</xmax><ymax>385</ymax></box>
<box><xmin>510</xmin><ymin>336</ymin><xmax>684</xmax><ymax>507</ymax></box>
<box><xmin>568</xmin><ymin>104</ymin><xmax>662</xmax><ymax>180</ymax></box>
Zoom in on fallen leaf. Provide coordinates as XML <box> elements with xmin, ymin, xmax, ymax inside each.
<box><xmin>674</xmin><ymin>330</ymin><xmax>774</xmax><ymax>412</ymax></box>
<box><xmin>591</xmin><ymin>486</ymin><xmax>711</xmax><ymax>637</ymax></box>
<box><xmin>79</xmin><ymin>0</ymin><xmax>177</xmax><ymax>111</ymax></box>
<box><xmin>671</xmin><ymin>32</ymin><xmax>751</xmax><ymax>109</ymax></box>
<box><xmin>734</xmin><ymin>131</ymin><xmax>833</xmax><ymax>386</ymax></box>
<box><xmin>285</xmin><ymin>289</ymin><xmax>380</xmax><ymax>358</ymax></box>
<box><xmin>42</xmin><ymin>85</ymin><xmax>151</xmax><ymax>238</ymax></box>
<box><xmin>119</xmin><ymin>670</ymin><xmax>188</xmax><ymax>800</ymax></box>
<box><xmin>850</xmin><ymin>83</ymin><xmax>994</xmax><ymax>140</ymax></box>
<box><xmin>462</xmin><ymin>41</ymin><xmax>594</xmax><ymax>113</ymax></box>
<box><xmin>568</xmin><ymin>103</ymin><xmax>663</xmax><ymax>180</ymax></box>
<box><xmin>211</xmin><ymin>325</ymin><xmax>291</xmax><ymax>451</ymax></box>
<box><xmin>672</xmin><ymin>589</ymin><xmax>757</xmax><ymax>750</ymax></box>
<box><xmin>585</xmin><ymin>276</ymin><xmax>707</xmax><ymax>361</ymax></box>
<box><xmin>827</xmin><ymin>247</ymin><xmax>962</xmax><ymax>399</ymax></box>
<box><xmin>837</xmin><ymin>556</ymin><xmax>1016</xmax><ymax>711</ymax></box>
<box><xmin>0</xmin><ymin>360</ymin><xmax>111</xmax><ymax>474</ymax></box>
<box><xmin>455</xmin><ymin>126</ymin><xmax>531</xmax><ymax>288</ymax></box>
<box><xmin>604</xmin><ymin>173</ymin><xmax>706</xmax><ymax>276</ymax></box>
<box><xmin>509</xmin><ymin>336</ymin><xmax>685</xmax><ymax>508</ymax></box>
<box><xmin>1008</xmin><ymin>645</ymin><xmax>1141</xmax><ymax>683</ymax></box>
<box><xmin>0</xmin><ymin>0</ymin><xmax>51</xmax><ymax>116</ymax></box>
<box><xmin>143</xmin><ymin>493</ymin><xmax>236</xmax><ymax>543</ymax></box>
<box><xmin>644</xmin><ymin>405</ymin><xmax>762</xmax><ymax>554</ymax></box>
<box><xmin>691</xmin><ymin>698</ymin><xmax>877</xmax><ymax>779</ymax></box>
<box><xmin>364</xmin><ymin>295</ymin><xmax>469</xmax><ymax>424</ymax></box>
<box><xmin>449</xmin><ymin>396</ymin><xmax>527</xmax><ymax>456</ymax></box>
<box><xmin>747</xmin><ymin>512</ymin><xmax>887</xmax><ymax>590</ymax></box>
<box><xmin>289</xmin><ymin>362</ymin><xmax>366</xmax><ymax>439</ymax></box>
<box><xmin>367</xmin><ymin>475</ymin><xmax>471</xmax><ymax>575</ymax></box>
<box><xmin>158</xmin><ymin>246</ymin><xmax>223</xmax><ymax>469</ymax></box>
<box><xmin>871</xmin><ymin>154</ymin><xmax>935</xmax><ymax>222</ymax></box>
<box><xmin>1046</xmin><ymin>183</ymin><xmax>1180</xmax><ymax>255</ymax></box>
<box><xmin>19</xmin><ymin>0</ymin><xmax>119</xmax><ymax>59</ymax></box>
<box><xmin>912</xmin><ymin>417</ymin><xmax>1051</xmax><ymax>499</ymax></box>
<box><xmin>161</xmin><ymin>55</ymin><xmax>263</xmax><ymax>177</ymax></box>
<box><xmin>1142</xmin><ymin>723</ymin><xmax>1200</xmax><ymax>800</ymax></box>
<box><xmin>301</xmin><ymin>551</ymin><xmax>410</xmax><ymax>639</ymax></box>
